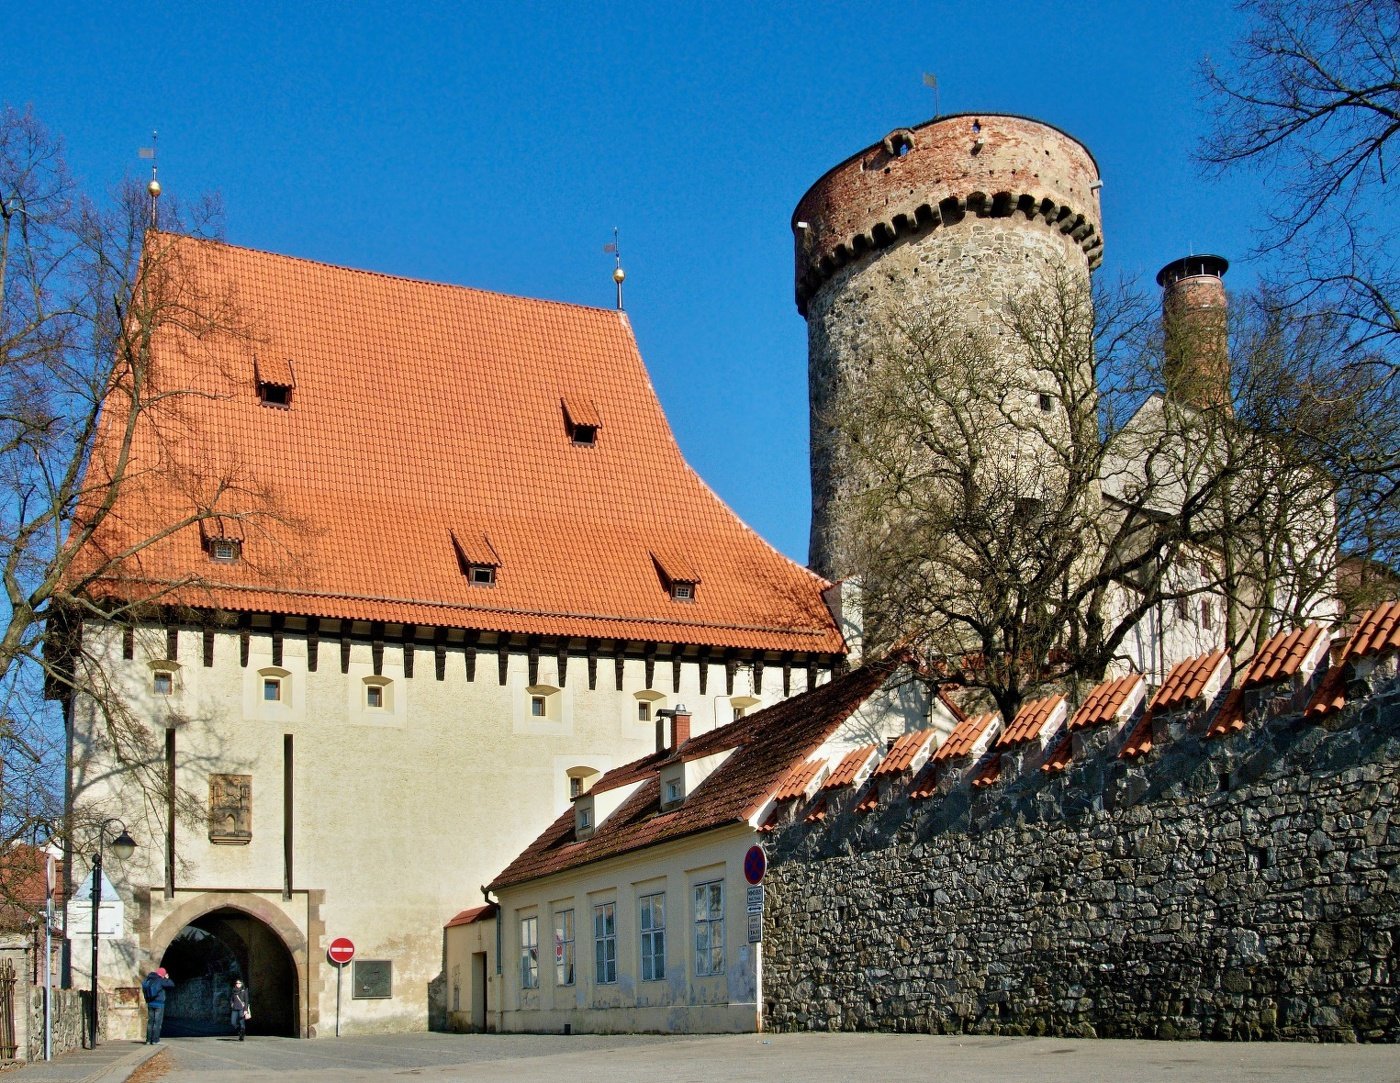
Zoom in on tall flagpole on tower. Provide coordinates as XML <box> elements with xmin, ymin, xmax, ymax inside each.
<box><xmin>138</xmin><ymin>131</ymin><xmax>161</xmax><ymax>229</ymax></box>
<box><xmin>604</xmin><ymin>228</ymin><xmax>625</xmax><ymax>311</ymax></box>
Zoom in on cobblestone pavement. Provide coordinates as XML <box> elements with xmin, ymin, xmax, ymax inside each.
<box><xmin>142</xmin><ymin>1033</ymin><xmax>1399</xmax><ymax>1083</ymax></box>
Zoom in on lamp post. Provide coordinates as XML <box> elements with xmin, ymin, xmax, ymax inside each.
<box><xmin>30</xmin><ymin>822</ymin><xmax>59</xmax><ymax>1061</ymax></box>
<box><xmin>88</xmin><ymin>819</ymin><xmax>136</xmax><ymax>1049</ymax></box>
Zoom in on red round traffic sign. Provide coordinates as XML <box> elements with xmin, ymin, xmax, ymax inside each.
<box><xmin>327</xmin><ymin>937</ymin><xmax>355</xmax><ymax>965</ymax></box>
<box><xmin>744</xmin><ymin>845</ymin><xmax>767</xmax><ymax>885</ymax></box>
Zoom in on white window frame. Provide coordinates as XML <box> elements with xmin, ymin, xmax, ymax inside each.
<box><xmin>640</xmin><ymin>892</ymin><xmax>666</xmax><ymax>982</ymax></box>
<box><xmin>593</xmin><ymin>902</ymin><xmax>617</xmax><ymax>985</ymax></box>
<box><xmin>694</xmin><ymin>880</ymin><xmax>725</xmax><ymax>977</ymax></box>
<box><xmin>520</xmin><ymin>915</ymin><xmax>539</xmax><ymax>990</ymax></box>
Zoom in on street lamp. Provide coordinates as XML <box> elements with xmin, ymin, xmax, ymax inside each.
<box><xmin>88</xmin><ymin>819</ymin><xmax>136</xmax><ymax>1049</ymax></box>
<box><xmin>30</xmin><ymin>822</ymin><xmax>59</xmax><ymax>1061</ymax></box>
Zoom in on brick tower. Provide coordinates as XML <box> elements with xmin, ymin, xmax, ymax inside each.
<box><xmin>794</xmin><ymin>114</ymin><xmax>1104</xmax><ymax>580</ymax></box>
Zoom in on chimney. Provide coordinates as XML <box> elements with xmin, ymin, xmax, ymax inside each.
<box><xmin>1156</xmin><ymin>254</ymin><xmax>1230</xmax><ymax>411</ymax></box>
<box><xmin>671</xmin><ymin>706</ymin><xmax>691</xmax><ymax>749</ymax></box>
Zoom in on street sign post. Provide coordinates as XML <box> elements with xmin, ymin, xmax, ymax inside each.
<box><xmin>327</xmin><ymin>938</ymin><xmax>355</xmax><ymax>1035</ymax></box>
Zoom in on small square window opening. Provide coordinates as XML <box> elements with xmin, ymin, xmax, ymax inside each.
<box><xmin>469</xmin><ymin>565</ymin><xmax>496</xmax><ymax>587</ymax></box>
<box><xmin>154</xmin><ymin>671</ymin><xmax>173</xmax><ymax>696</ymax></box>
<box><xmin>1038</xmin><ymin>392</ymin><xmax>1053</xmax><ymax>412</ymax></box>
<box><xmin>263</xmin><ymin>677</ymin><xmax>281</xmax><ymax>702</ymax></box>
<box><xmin>366</xmin><ymin>685</ymin><xmax>384</xmax><ymax>709</ymax></box>
<box><xmin>570</xmin><ymin>424</ymin><xmax>597</xmax><ymax>446</ymax></box>
<box><xmin>637</xmin><ymin>700</ymin><xmax>651</xmax><ymax>722</ymax></box>
<box><xmin>671</xmin><ymin>581</ymin><xmax>695</xmax><ymax>602</ymax></box>
<box><xmin>258</xmin><ymin>383</ymin><xmax>292</xmax><ymax>407</ymax></box>
<box><xmin>531</xmin><ymin>695</ymin><xmax>546</xmax><ymax>717</ymax></box>
<box><xmin>210</xmin><ymin>538</ymin><xmax>241</xmax><ymax>562</ymax></box>
<box><xmin>569</xmin><ymin>776</ymin><xmax>583</xmax><ymax>799</ymax></box>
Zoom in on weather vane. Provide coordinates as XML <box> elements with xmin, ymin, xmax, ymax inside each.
<box><xmin>603</xmin><ymin>227</ymin><xmax>625</xmax><ymax>310</ymax></box>
<box><xmin>138</xmin><ymin>130</ymin><xmax>161</xmax><ymax>228</ymax></box>
<box><xmin>923</xmin><ymin>73</ymin><xmax>940</xmax><ymax>118</ymax></box>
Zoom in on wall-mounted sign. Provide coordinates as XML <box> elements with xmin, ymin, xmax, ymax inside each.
<box><xmin>743</xmin><ymin>844</ymin><xmax>767</xmax><ymax>885</ymax></box>
<box><xmin>747</xmin><ymin>910</ymin><xmax>763</xmax><ymax>944</ymax></box>
<box><xmin>747</xmin><ymin>885</ymin><xmax>764</xmax><ymax>913</ymax></box>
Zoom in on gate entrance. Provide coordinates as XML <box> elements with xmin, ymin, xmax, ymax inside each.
<box><xmin>156</xmin><ymin>907</ymin><xmax>298</xmax><ymax>1038</ymax></box>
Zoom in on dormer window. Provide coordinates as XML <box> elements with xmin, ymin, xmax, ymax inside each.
<box><xmin>650</xmin><ymin>550</ymin><xmax>701</xmax><ymax>605</ymax></box>
<box><xmin>452</xmin><ymin>529</ymin><xmax>501</xmax><ymax>588</ymax></box>
<box><xmin>200</xmin><ymin>516</ymin><xmax>245</xmax><ymax>564</ymax></box>
<box><xmin>255</xmin><ymin>356</ymin><xmax>296</xmax><ymax>409</ymax></box>
<box><xmin>561</xmin><ymin>396</ymin><xmax>602</xmax><ymax>447</ymax></box>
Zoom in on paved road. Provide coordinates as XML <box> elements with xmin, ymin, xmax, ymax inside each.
<box><xmin>143</xmin><ymin>1032</ymin><xmax>1398</xmax><ymax>1083</ymax></box>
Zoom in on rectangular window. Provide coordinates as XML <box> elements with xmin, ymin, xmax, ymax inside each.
<box><xmin>469</xmin><ymin>565</ymin><xmax>496</xmax><ymax>586</ymax></box>
<box><xmin>263</xmin><ymin>677</ymin><xmax>281</xmax><ymax>702</ymax></box>
<box><xmin>694</xmin><ymin>880</ymin><xmax>724</xmax><ymax>977</ymax></box>
<box><xmin>1201</xmin><ymin>600</ymin><xmax>1214</xmax><ymax>630</ymax></box>
<box><xmin>637</xmin><ymin>699</ymin><xmax>651</xmax><ymax>722</ymax></box>
<box><xmin>593</xmin><ymin>902</ymin><xmax>617</xmax><ymax>984</ymax></box>
<box><xmin>153</xmin><ymin>671</ymin><xmax>173</xmax><ymax>696</ymax></box>
<box><xmin>640</xmin><ymin>893</ymin><xmax>666</xmax><ymax>981</ymax></box>
<box><xmin>366</xmin><ymin>684</ymin><xmax>384</xmax><ymax>708</ymax></box>
<box><xmin>520</xmin><ymin>915</ymin><xmax>539</xmax><ymax>990</ymax></box>
<box><xmin>1174</xmin><ymin>596</ymin><xmax>1189</xmax><ymax>619</ymax></box>
<box><xmin>531</xmin><ymin>695</ymin><xmax>546</xmax><ymax>717</ymax></box>
<box><xmin>210</xmin><ymin>538</ymin><xmax>240</xmax><ymax>562</ymax></box>
<box><xmin>555</xmin><ymin>909</ymin><xmax>575</xmax><ymax>986</ymax></box>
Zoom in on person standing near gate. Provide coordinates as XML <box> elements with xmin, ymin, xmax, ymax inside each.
<box><xmin>141</xmin><ymin>967</ymin><xmax>174</xmax><ymax>1044</ymax></box>
<box><xmin>230</xmin><ymin>979</ymin><xmax>250</xmax><ymax>1041</ymax></box>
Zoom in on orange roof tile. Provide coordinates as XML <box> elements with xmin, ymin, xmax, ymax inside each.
<box><xmin>1150</xmin><ymin>650</ymin><xmax>1229</xmax><ymax>713</ymax></box>
<box><xmin>75</xmin><ymin>234</ymin><xmax>844</xmax><ymax>654</ymax></box>
<box><xmin>822</xmin><ymin>745</ymin><xmax>878</xmax><ymax>791</ymax></box>
<box><xmin>1205</xmin><ymin>688</ymin><xmax>1248</xmax><ymax>739</ymax></box>
<box><xmin>1239</xmin><ymin>625</ymin><xmax>1328</xmax><ymax>689</ymax></box>
<box><xmin>1040</xmin><ymin>731</ymin><xmax>1074</xmax><ymax>774</ymax></box>
<box><xmin>1340</xmin><ymin>600</ymin><xmax>1400</xmax><ymax>661</ymax></box>
<box><xmin>444</xmin><ymin>903</ymin><xmax>497</xmax><ymax>928</ymax></box>
<box><xmin>908</xmin><ymin>762</ymin><xmax>940</xmax><ymax>800</ymax></box>
<box><xmin>854</xmin><ymin>785</ymin><xmax>881</xmax><ymax>814</ymax></box>
<box><xmin>560</xmin><ymin>395</ymin><xmax>602</xmax><ymax>430</ymax></box>
<box><xmin>873</xmin><ymin>728</ymin><xmax>937</xmax><ymax>777</ymax></box>
<box><xmin>254</xmin><ymin>354</ymin><xmax>295</xmax><ymax>387</ymax></box>
<box><xmin>771</xmin><ymin>758</ymin><xmax>824</xmax><ymax>802</ymax></box>
<box><xmin>803</xmin><ymin>797</ymin><xmax>829</xmax><ymax>823</ymax></box>
<box><xmin>1068</xmin><ymin>674</ymin><xmax>1145</xmax><ymax>730</ymax></box>
<box><xmin>997</xmin><ymin>694</ymin><xmax>1067</xmax><ymax>748</ymax></box>
<box><xmin>933</xmin><ymin>712</ymin><xmax>999</xmax><ymax>762</ymax></box>
<box><xmin>1118</xmin><ymin>710</ymin><xmax>1156</xmax><ymax>760</ymax></box>
<box><xmin>970</xmin><ymin>754</ymin><xmax>1003</xmax><ymax>789</ymax></box>
<box><xmin>1303</xmin><ymin>663</ymin><xmax>1350</xmax><ymax>721</ymax></box>
<box><xmin>490</xmin><ymin>655</ymin><xmax>905</xmax><ymax>889</ymax></box>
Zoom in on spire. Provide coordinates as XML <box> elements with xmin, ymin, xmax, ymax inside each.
<box><xmin>138</xmin><ymin>131</ymin><xmax>161</xmax><ymax>229</ymax></box>
<box><xmin>604</xmin><ymin>227</ymin><xmax>625</xmax><ymax>310</ymax></box>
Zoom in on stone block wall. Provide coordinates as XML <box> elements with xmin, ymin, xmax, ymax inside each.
<box><xmin>762</xmin><ymin>685</ymin><xmax>1399</xmax><ymax>1042</ymax></box>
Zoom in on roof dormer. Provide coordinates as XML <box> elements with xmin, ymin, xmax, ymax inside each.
<box><xmin>452</xmin><ymin>529</ymin><xmax>501</xmax><ymax>587</ymax></box>
<box><xmin>254</xmin><ymin>355</ymin><xmax>295</xmax><ymax>408</ymax></box>
<box><xmin>561</xmin><ymin>396</ymin><xmax>602</xmax><ymax>446</ymax></box>
<box><xmin>651</xmin><ymin>549</ymin><xmax>701</xmax><ymax>603</ymax></box>
<box><xmin>574</xmin><ymin>777</ymin><xmax>645</xmax><ymax>840</ymax></box>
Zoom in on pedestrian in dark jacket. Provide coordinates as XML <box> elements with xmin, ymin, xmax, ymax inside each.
<box><xmin>141</xmin><ymin>967</ymin><xmax>174</xmax><ymax>1044</ymax></box>
<box><xmin>230</xmin><ymin>979</ymin><xmax>250</xmax><ymax>1041</ymax></box>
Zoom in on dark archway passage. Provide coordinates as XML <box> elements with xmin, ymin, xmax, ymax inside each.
<box><xmin>157</xmin><ymin>907</ymin><xmax>299</xmax><ymax>1037</ymax></box>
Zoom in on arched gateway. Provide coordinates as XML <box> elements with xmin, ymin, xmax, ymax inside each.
<box><xmin>148</xmin><ymin>895</ymin><xmax>307</xmax><ymax>1038</ymax></box>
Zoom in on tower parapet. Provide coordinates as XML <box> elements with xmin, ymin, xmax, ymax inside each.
<box><xmin>797</xmin><ymin>113</ymin><xmax>1105</xmax><ymax>581</ymax></box>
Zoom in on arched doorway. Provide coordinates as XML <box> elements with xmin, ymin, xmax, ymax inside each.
<box><xmin>157</xmin><ymin>907</ymin><xmax>299</xmax><ymax>1037</ymax></box>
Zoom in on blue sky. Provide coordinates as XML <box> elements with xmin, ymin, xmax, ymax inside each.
<box><xmin>4</xmin><ymin>1</ymin><xmax>1266</xmax><ymax>563</ymax></box>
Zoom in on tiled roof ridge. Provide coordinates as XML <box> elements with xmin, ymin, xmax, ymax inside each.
<box><xmin>160</xmin><ymin>231</ymin><xmax>630</xmax><ymax>318</ymax></box>
<box><xmin>93</xmin><ymin>577</ymin><xmax>838</xmax><ymax>639</ymax></box>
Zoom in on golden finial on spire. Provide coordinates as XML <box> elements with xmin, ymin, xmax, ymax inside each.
<box><xmin>604</xmin><ymin>227</ymin><xmax>625</xmax><ymax>310</ymax></box>
<box><xmin>138</xmin><ymin>131</ymin><xmax>161</xmax><ymax>228</ymax></box>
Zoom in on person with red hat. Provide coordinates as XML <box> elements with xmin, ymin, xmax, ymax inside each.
<box><xmin>141</xmin><ymin>967</ymin><xmax>175</xmax><ymax>1044</ymax></box>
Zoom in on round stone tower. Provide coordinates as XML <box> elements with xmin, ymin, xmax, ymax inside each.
<box><xmin>795</xmin><ymin>113</ymin><xmax>1104</xmax><ymax>580</ymax></box>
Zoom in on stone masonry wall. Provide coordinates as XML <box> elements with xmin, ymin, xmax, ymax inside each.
<box><xmin>762</xmin><ymin>683</ymin><xmax>1399</xmax><ymax>1041</ymax></box>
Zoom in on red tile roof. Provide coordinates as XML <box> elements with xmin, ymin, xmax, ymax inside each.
<box><xmin>970</xmin><ymin>755</ymin><xmax>1003</xmax><ymax>789</ymax></box>
<box><xmin>997</xmin><ymin>694</ymin><xmax>1067</xmax><ymax>748</ymax></box>
<box><xmin>803</xmin><ymin>798</ymin><xmax>830</xmax><ymax>823</ymax></box>
<box><xmin>75</xmin><ymin>234</ymin><xmax>843</xmax><ymax>654</ymax></box>
<box><xmin>1205</xmin><ymin>688</ymin><xmax>1248</xmax><ymax>739</ymax></box>
<box><xmin>907</xmin><ymin>762</ymin><xmax>940</xmax><ymax>800</ymax></box>
<box><xmin>0</xmin><ymin>844</ymin><xmax>65</xmax><ymax>931</ymax></box>
<box><xmin>560</xmin><ymin>395</ymin><xmax>602</xmax><ymax>430</ymax></box>
<box><xmin>771</xmin><ymin>758</ymin><xmax>825</xmax><ymax>803</ymax></box>
<box><xmin>1068</xmin><ymin>674</ymin><xmax>1145</xmax><ymax>730</ymax></box>
<box><xmin>1118</xmin><ymin>711</ymin><xmax>1157</xmax><ymax>760</ymax></box>
<box><xmin>444</xmin><ymin>903</ymin><xmax>498</xmax><ymax>928</ymax></box>
<box><xmin>822</xmin><ymin>745</ymin><xmax>879</xmax><ymax>791</ymax></box>
<box><xmin>1040</xmin><ymin>731</ymin><xmax>1074</xmax><ymax>774</ymax></box>
<box><xmin>854</xmin><ymin>786</ymin><xmax>882</xmax><ymax>814</ymax></box>
<box><xmin>933</xmin><ymin>712</ymin><xmax>999</xmax><ymax>762</ymax></box>
<box><xmin>1304</xmin><ymin>601</ymin><xmax>1400</xmax><ymax>720</ymax></box>
<box><xmin>489</xmin><ymin>654</ymin><xmax>906</xmax><ymax>890</ymax></box>
<box><xmin>1239</xmin><ymin>625</ymin><xmax>1328</xmax><ymax>689</ymax></box>
<box><xmin>1150</xmin><ymin>650</ymin><xmax>1229</xmax><ymax>713</ymax></box>
<box><xmin>874</xmin><ymin>728</ymin><xmax>937</xmax><ymax>777</ymax></box>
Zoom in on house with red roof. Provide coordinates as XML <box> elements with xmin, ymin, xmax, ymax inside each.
<box><xmin>478</xmin><ymin>653</ymin><xmax>958</xmax><ymax>1033</ymax></box>
<box><xmin>59</xmin><ymin>234</ymin><xmax>850</xmax><ymax>1038</ymax></box>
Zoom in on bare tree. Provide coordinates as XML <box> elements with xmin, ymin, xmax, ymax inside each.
<box><xmin>835</xmin><ymin>271</ymin><xmax>1387</xmax><ymax>721</ymax></box>
<box><xmin>0</xmin><ymin>105</ymin><xmax>273</xmax><ymax>878</ymax></box>
<box><xmin>1202</xmin><ymin>0</ymin><xmax>1400</xmax><ymax>353</ymax></box>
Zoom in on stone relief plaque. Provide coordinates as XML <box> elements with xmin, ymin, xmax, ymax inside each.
<box><xmin>208</xmin><ymin>773</ymin><xmax>252</xmax><ymax>844</ymax></box>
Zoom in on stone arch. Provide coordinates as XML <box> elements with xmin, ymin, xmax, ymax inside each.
<box><xmin>147</xmin><ymin>893</ymin><xmax>308</xmax><ymax>1038</ymax></box>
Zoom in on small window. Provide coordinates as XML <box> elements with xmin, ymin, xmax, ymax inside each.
<box><xmin>1174</xmin><ymin>596</ymin><xmax>1189</xmax><ymax>620</ymax></box>
<box><xmin>1201</xmin><ymin>600</ymin><xmax>1214</xmax><ymax>630</ymax></box>
<box><xmin>210</xmin><ymin>538</ymin><xmax>241</xmax><ymax>562</ymax></box>
<box><xmin>263</xmin><ymin>676</ymin><xmax>282</xmax><ymax>702</ymax></box>
<box><xmin>555</xmin><ymin>910</ymin><xmax>576</xmax><ymax>986</ymax></box>
<box><xmin>366</xmin><ymin>684</ymin><xmax>384</xmax><ymax>709</ymax></box>
<box><xmin>258</xmin><ymin>382</ymin><xmax>292</xmax><ymax>407</ymax></box>
<box><xmin>594</xmin><ymin>902</ymin><xmax>617</xmax><ymax>984</ymax></box>
<box><xmin>694</xmin><ymin>880</ymin><xmax>725</xmax><ymax>977</ymax></box>
<box><xmin>640</xmin><ymin>893</ymin><xmax>666</xmax><ymax>981</ymax></box>
<box><xmin>671</xmin><ymin>581</ymin><xmax>695</xmax><ymax>602</ymax></box>
<box><xmin>1038</xmin><ymin>392</ymin><xmax>1053</xmax><ymax>412</ymax></box>
<box><xmin>570</xmin><ymin>424</ymin><xmax>597</xmax><ymax>446</ymax></box>
<box><xmin>468</xmin><ymin>565</ymin><xmax>496</xmax><ymax>587</ymax></box>
<box><xmin>637</xmin><ymin>699</ymin><xmax>652</xmax><ymax>722</ymax></box>
<box><xmin>531</xmin><ymin>695</ymin><xmax>546</xmax><ymax>717</ymax></box>
<box><xmin>570</xmin><ymin>776</ymin><xmax>584</xmax><ymax>799</ymax></box>
<box><xmin>520</xmin><ymin>915</ymin><xmax>539</xmax><ymax>990</ymax></box>
<box><xmin>578</xmin><ymin>805</ymin><xmax>593</xmax><ymax>831</ymax></box>
<box><xmin>153</xmin><ymin>671</ymin><xmax>174</xmax><ymax>696</ymax></box>
<box><xmin>664</xmin><ymin>778</ymin><xmax>683</xmax><ymax>805</ymax></box>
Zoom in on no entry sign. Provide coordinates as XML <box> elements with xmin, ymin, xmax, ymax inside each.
<box><xmin>328</xmin><ymin>937</ymin><xmax>356</xmax><ymax>966</ymax></box>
